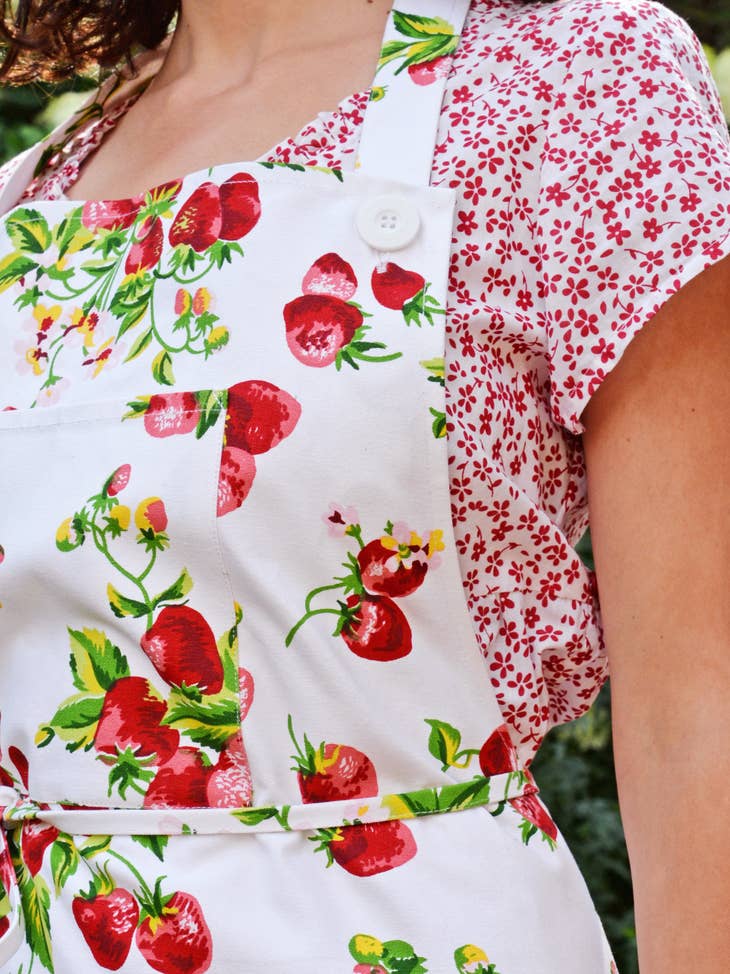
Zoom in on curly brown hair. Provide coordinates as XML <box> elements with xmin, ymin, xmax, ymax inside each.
<box><xmin>0</xmin><ymin>0</ymin><xmax>550</xmax><ymax>86</ymax></box>
<box><xmin>0</xmin><ymin>0</ymin><xmax>179</xmax><ymax>84</ymax></box>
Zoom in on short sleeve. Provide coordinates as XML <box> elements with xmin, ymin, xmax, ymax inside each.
<box><xmin>536</xmin><ymin>0</ymin><xmax>730</xmax><ymax>434</ymax></box>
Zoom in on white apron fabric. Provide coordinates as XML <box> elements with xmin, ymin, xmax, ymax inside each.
<box><xmin>0</xmin><ymin>2</ymin><xmax>617</xmax><ymax>971</ymax></box>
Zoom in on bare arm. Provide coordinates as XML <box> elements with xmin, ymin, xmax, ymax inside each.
<box><xmin>582</xmin><ymin>254</ymin><xmax>730</xmax><ymax>974</ymax></box>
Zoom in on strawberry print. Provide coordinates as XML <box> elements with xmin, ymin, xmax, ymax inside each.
<box><xmin>224</xmin><ymin>379</ymin><xmax>301</xmax><ymax>454</ymax></box>
<box><xmin>125</xmin><ymin>214</ymin><xmax>164</xmax><ymax>275</ymax></box>
<box><xmin>94</xmin><ymin>676</ymin><xmax>180</xmax><ymax>770</ymax></box>
<box><xmin>124</xmin><ymin>380</ymin><xmax>301</xmax><ymax>516</ymax></box>
<box><xmin>218</xmin><ymin>171</ymin><xmax>262</xmax><ymax>240</ymax></box>
<box><xmin>287</xmin><ymin>509</ymin><xmax>443</xmax><ymax>660</ymax></box>
<box><xmin>339</xmin><ymin>593</ymin><xmax>413</xmax><ymax>662</ymax></box>
<box><xmin>206</xmin><ymin>735</ymin><xmax>252</xmax><ymax>807</ymax></box>
<box><xmin>141</xmin><ymin>605</ymin><xmax>224</xmax><ymax>694</ymax></box>
<box><xmin>169</xmin><ymin>182</ymin><xmax>222</xmax><ymax>252</ymax></box>
<box><xmin>424</xmin><ymin>718</ymin><xmax>556</xmax><ymax>849</ymax></box>
<box><xmin>1</xmin><ymin>169</ymin><xmax>262</xmax><ymax>403</ymax></box>
<box><xmin>20</xmin><ymin>822</ymin><xmax>60</xmax><ymax>877</ymax></box>
<box><xmin>312</xmin><ymin>819</ymin><xmax>417</xmax><ymax>877</ymax></box>
<box><xmin>349</xmin><ymin>933</ymin><xmax>427</xmax><ymax>974</ymax></box>
<box><xmin>217</xmin><ymin>446</ymin><xmax>256</xmax><ymax>516</ymax></box>
<box><xmin>143</xmin><ymin>747</ymin><xmax>212</xmax><ymax>809</ymax></box>
<box><xmin>376</xmin><ymin>11</ymin><xmax>459</xmax><ymax>86</ymax></box>
<box><xmin>371</xmin><ymin>261</ymin><xmax>445</xmax><ymax>327</ymax></box>
<box><xmin>73</xmin><ymin>873</ymin><xmax>139</xmax><ymax>971</ymax></box>
<box><xmin>288</xmin><ymin>716</ymin><xmax>378</xmax><ymax>803</ymax></box>
<box><xmin>283</xmin><ymin>254</ymin><xmax>401</xmax><ymax>370</ymax></box>
<box><xmin>135</xmin><ymin>885</ymin><xmax>213</xmax><ymax>974</ymax></box>
<box><xmin>302</xmin><ymin>252</ymin><xmax>358</xmax><ymax>301</ymax></box>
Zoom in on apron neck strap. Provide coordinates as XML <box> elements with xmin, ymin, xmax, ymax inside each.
<box><xmin>355</xmin><ymin>0</ymin><xmax>472</xmax><ymax>187</ymax></box>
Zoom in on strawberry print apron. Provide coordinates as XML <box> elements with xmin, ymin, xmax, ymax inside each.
<box><xmin>0</xmin><ymin>1</ymin><xmax>618</xmax><ymax>971</ymax></box>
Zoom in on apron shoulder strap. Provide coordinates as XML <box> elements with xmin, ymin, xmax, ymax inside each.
<box><xmin>355</xmin><ymin>0</ymin><xmax>472</xmax><ymax>187</ymax></box>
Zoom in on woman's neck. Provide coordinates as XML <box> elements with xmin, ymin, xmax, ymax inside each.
<box><xmin>152</xmin><ymin>0</ymin><xmax>391</xmax><ymax>100</ymax></box>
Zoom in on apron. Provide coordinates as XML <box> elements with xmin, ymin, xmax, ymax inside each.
<box><xmin>0</xmin><ymin>2</ymin><xmax>617</xmax><ymax>970</ymax></box>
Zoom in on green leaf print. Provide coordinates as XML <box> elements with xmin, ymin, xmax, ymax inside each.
<box><xmin>37</xmin><ymin>693</ymin><xmax>105</xmax><ymax>752</ymax></box>
<box><xmin>349</xmin><ymin>934</ymin><xmax>428</xmax><ymax>974</ymax></box>
<box><xmin>5</xmin><ymin>208</ymin><xmax>52</xmax><ymax>254</ymax></box>
<box><xmin>49</xmin><ymin>835</ymin><xmax>80</xmax><ymax>896</ymax></box>
<box><xmin>124</xmin><ymin>325</ymin><xmax>155</xmax><ymax>363</ymax></box>
<box><xmin>162</xmin><ymin>689</ymin><xmax>240</xmax><ymax>750</ymax></box>
<box><xmin>17</xmin><ymin>868</ymin><xmax>53</xmax><ymax>972</ymax></box>
<box><xmin>151</xmin><ymin>349</ymin><xmax>175</xmax><ymax>386</ymax></box>
<box><xmin>424</xmin><ymin>718</ymin><xmax>463</xmax><ymax>769</ymax></box>
<box><xmin>0</xmin><ymin>252</ymin><xmax>37</xmax><ymax>293</ymax></box>
<box><xmin>376</xmin><ymin>11</ymin><xmax>459</xmax><ymax>78</ymax></box>
<box><xmin>131</xmin><ymin>834</ymin><xmax>169</xmax><ymax>862</ymax></box>
<box><xmin>78</xmin><ymin>835</ymin><xmax>112</xmax><ymax>860</ymax></box>
<box><xmin>454</xmin><ymin>945</ymin><xmax>501</xmax><ymax>974</ymax></box>
<box><xmin>68</xmin><ymin>627</ymin><xmax>131</xmax><ymax>694</ymax></box>
<box><xmin>107</xmin><ymin>584</ymin><xmax>151</xmax><ymax>619</ymax></box>
<box><xmin>151</xmin><ymin>568</ymin><xmax>194</xmax><ymax>609</ymax></box>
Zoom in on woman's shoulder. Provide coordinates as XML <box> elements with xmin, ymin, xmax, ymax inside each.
<box><xmin>463</xmin><ymin>0</ymin><xmax>709</xmax><ymax>74</ymax></box>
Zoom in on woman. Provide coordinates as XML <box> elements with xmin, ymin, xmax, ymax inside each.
<box><xmin>0</xmin><ymin>0</ymin><xmax>727</xmax><ymax>972</ymax></box>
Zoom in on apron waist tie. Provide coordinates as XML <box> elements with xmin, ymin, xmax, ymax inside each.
<box><xmin>1</xmin><ymin>770</ymin><xmax>537</xmax><ymax>836</ymax></box>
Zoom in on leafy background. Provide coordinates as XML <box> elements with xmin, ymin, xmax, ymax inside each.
<box><xmin>1</xmin><ymin>3</ymin><xmax>729</xmax><ymax>972</ymax></box>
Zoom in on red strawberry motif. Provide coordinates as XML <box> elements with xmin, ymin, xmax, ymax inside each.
<box><xmin>143</xmin><ymin>392</ymin><xmax>200</xmax><ymax>438</ymax></box>
<box><xmin>144</xmin><ymin>748</ymin><xmax>211</xmax><ymax>809</ymax></box>
<box><xmin>125</xmin><ymin>215</ymin><xmax>164</xmax><ymax>274</ymax></box>
<box><xmin>478</xmin><ymin>724</ymin><xmax>520</xmax><ymax>777</ymax></box>
<box><xmin>283</xmin><ymin>294</ymin><xmax>363</xmax><ymax>368</ymax></box>
<box><xmin>8</xmin><ymin>745</ymin><xmax>29</xmax><ymax>789</ymax></box>
<box><xmin>238</xmin><ymin>667</ymin><xmax>254</xmax><ymax>721</ymax></box>
<box><xmin>206</xmin><ymin>736</ymin><xmax>252</xmax><ymax>807</ymax></box>
<box><xmin>317</xmin><ymin>820</ymin><xmax>417</xmax><ymax>877</ymax></box>
<box><xmin>371</xmin><ymin>263</ymin><xmax>425</xmax><ymax>311</ymax></box>
<box><xmin>0</xmin><ymin>915</ymin><xmax>9</xmax><ymax>938</ymax></box>
<box><xmin>289</xmin><ymin>718</ymin><xmax>378</xmax><ymax>804</ymax></box>
<box><xmin>509</xmin><ymin>792</ymin><xmax>558</xmax><ymax>844</ymax></box>
<box><xmin>357</xmin><ymin>540</ymin><xmax>428</xmax><ymax>599</ymax></box>
<box><xmin>219</xmin><ymin>172</ymin><xmax>261</xmax><ymax>240</ymax></box>
<box><xmin>407</xmin><ymin>55</ymin><xmax>451</xmax><ymax>85</ymax></box>
<box><xmin>302</xmin><ymin>253</ymin><xmax>358</xmax><ymax>301</ymax></box>
<box><xmin>224</xmin><ymin>380</ymin><xmax>301</xmax><ymax>455</ymax></box>
<box><xmin>20</xmin><ymin>822</ymin><xmax>59</xmax><ymax>876</ymax></box>
<box><xmin>141</xmin><ymin>605</ymin><xmax>224</xmax><ymax>694</ymax></box>
<box><xmin>82</xmin><ymin>198</ymin><xmax>142</xmax><ymax>232</ymax></box>
<box><xmin>217</xmin><ymin>446</ymin><xmax>256</xmax><ymax>516</ymax></box>
<box><xmin>106</xmin><ymin>464</ymin><xmax>131</xmax><ymax>498</ymax></box>
<box><xmin>94</xmin><ymin>676</ymin><xmax>179</xmax><ymax>764</ymax></box>
<box><xmin>169</xmin><ymin>182</ymin><xmax>222</xmax><ymax>252</ymax></box>
<box><xmin>136</xmin><ymin>890</ymin><xmax>213</xmax><ymax>974</ymax></box>
<box><xmin>73</xmin><ymin>887</ymin><xmax>139</xmax><ymax>970</ymax></box>
<box><xmin>340</xmin><ymin>594</ymin><xmax>412</xmax><ymax>662</ymax></box>
<box><xmin>0</xmin><ymin>846</ymin><xmax>14</xmax><ymax>894</ymax></box>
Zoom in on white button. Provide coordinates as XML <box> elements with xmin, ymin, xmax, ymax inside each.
<box><xmin>356</xmin><ymin>194</ymin><xmax>421</xmax><ymax>251</ymax></box>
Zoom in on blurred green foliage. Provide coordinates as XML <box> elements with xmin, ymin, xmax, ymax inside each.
<box><xmin>0</xmin><ymin>4</ymin><xmax>728</xmax><ymax>974</ymax></box>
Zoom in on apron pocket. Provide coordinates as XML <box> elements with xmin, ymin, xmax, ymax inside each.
<box><xmin>0</xmin><ymin>388</ymin><xmax>254</xmax><ymax>812</ymax></box>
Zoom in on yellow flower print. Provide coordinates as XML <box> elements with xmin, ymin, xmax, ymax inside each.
<box><xmin>67</xmin><ymin>308</ymin><xmax>102</xmax><ymax>347</ymax></box>
<box><xmin>33</xmin><ymin>303</ymin><xmax>62</xmax><ymax>334</ymax></box>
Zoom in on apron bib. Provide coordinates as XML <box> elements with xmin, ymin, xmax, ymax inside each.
<box><xmin>0</xmin><ymin>2</ymin><xmax>616</xmax><ymax>970</ymax></box>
